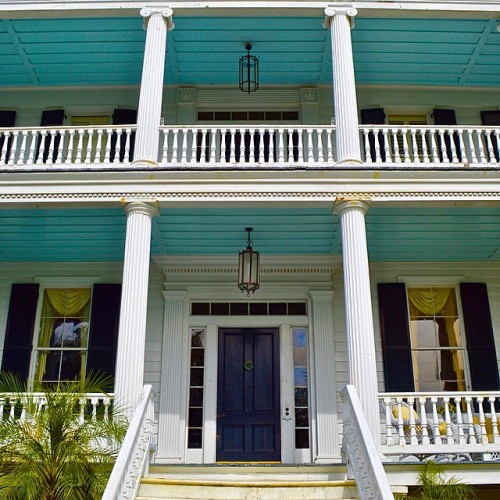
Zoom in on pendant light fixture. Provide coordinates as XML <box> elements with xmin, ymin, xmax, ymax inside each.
<box><xmin>239</xmin><ymin>43</ymin><xmax>259</xmax><ymax>94</ymax></box>
<box><xmin>238</xmin><ymin>227</ymin><xmax>260</xmax><ymax>296</ymax></box>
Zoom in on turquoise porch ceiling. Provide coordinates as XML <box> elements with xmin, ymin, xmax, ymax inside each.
<box><xmin>0</xmin><ymin>206</ymin><xmax>499</xmax><ymax>263</ymax></box>
<box><xmin>0</xmin><ymin>16</ymin><xmax>498</xmax><ymax>87</ymax></box>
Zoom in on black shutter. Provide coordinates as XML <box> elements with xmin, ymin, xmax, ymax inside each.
<box><xmin>433</xmin><ymin>108</ymin><xmax>461</xmax><ymax>161</ymax></box>
<box><xmin>37</xmin><ymin>109</ymin><xmax>65</xmax><ymax>163</ymax></box>
<box><xmin>1</xmin><ymin>284</ymin><xmax>39</xmax><ymax>382</ymax></box>
<box><xmin>86</xmin><ymin>284</ymin><xmax>122</xmax><ymax>385</ymax></box>
<box><xmin>480</xmin><ymin>111</ymin><xmax>500</xmax><ymax>162</ymax></box>
<box><xmin>111</xmin><ymin>109</ymin><xmax>137</xmax><ymax>162</ymax></box>
<box><xmin>378</xmin><ymin>283</ymin><xmax>414</xmax><ymax>392</ymax></box>
<box><xmin>360</xmin><ymin>108</ymin><xmax>386</xmax><ymax>162</ymax></box>
<box><xmin>0</xmin><ymin>111</ymin><xmax>16</xmax><ymax>163</ymax></box>
<box><xmin>460</xmin><ymin>283</ymin><xmax>499</xmax><ymax>391</ymax></box>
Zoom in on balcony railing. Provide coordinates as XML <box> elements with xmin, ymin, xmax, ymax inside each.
<box><xmin>380</xmin><ymin>391</ymin><xmax>500</xmax><ymax>461</ymax></box>
<box><xmin>1</xmin><ymin>124</ymin><xmax>499</xmax><ymax>170</ymax></box>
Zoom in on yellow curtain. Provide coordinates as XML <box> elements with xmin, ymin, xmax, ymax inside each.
<box><xmin>34</xmin><ymin>288</ymin><xmax>91</xmax><ymax>384</ymax></box>
<box><xmin>408</xmin><ymin>287</ymin><xmax>465</xmax><ymax>391</ymax></box>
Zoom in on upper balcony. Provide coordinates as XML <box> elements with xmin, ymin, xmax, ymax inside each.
<box><xmin>1</xmin><ymin>124</ymin><xmax>499</xmax><ymax>171</ymax></box>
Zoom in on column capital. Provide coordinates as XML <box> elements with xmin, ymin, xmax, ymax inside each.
<box><xmin>333</xmin><ymin>199</ymin><xmax>371</xmax><ymax>216</ymax></box>
<box><xmin>141</xmin><ymin>6</ymin><xmax>175</xmax><ymax>30</ymax></box>
<box><xmin>324</xmin><ymin>4</ymin><xmax>357</xmax><ymax>28</ymax></box>
<box><xmin>122</xmin><ymin>199</ymin><xmax>160</xmax><ymax>218</ymax></box>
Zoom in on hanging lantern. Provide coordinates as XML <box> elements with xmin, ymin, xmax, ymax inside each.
<box><xmin>238</xmin><ymin>227</ymin><xmax>260</xmax><ymax>296</ymax></box>
<box><xmin>239</xmin><ymin>43</ymin><xmax>259</xmax><ymax>94</ymax></box>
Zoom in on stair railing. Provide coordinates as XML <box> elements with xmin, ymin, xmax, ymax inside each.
<box><xmin>102</xmin><ymin>385</ymin><xmax>156</xmax><ymax>500</ymax></box>
<box><xmin>341</xmin><ymin>385</ymin><xmax>394</xmax><ymax>500</ymax></box>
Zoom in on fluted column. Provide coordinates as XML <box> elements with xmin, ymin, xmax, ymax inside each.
<box><xmin>133</xmin><ymin>7</ymin><xmax>174</xmax><ymax>165</ymax></box>
<box><xmin>334</xmin><ymin>200</ymin><xmax>380</xmax><ymax>444</ymax></box>
<box><xmin>324</xmin><ymin>6</ymin><xmax>362</xmax><ymax>164</ymax></box>
<box><xmin>114</xmin><ymin>201</ymin><xmax>159</xmax><ymax>417</ymax></box>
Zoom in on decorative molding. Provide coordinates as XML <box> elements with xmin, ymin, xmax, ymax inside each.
<box><xmin>300</xmin><ymin>88</ymin><xmax>319</xmax><ymax>104</ymax></box>
<box><xmin>1</xmin><ymin>191</ymin><xmax>500</xmax><ymax>203</ymax></box>
<box><xmin>141</xmin><ymin>6</ymin><xmax>175</xmax><ymax>31</ymax></box>
<box><xmin>324</xmin><ymin>5</ymin><xmax>358</xmax><ymax>29</ymax></box>
<box><xmin>177</xmin><ymin>88</ymin><xmax>196</xmax><ymax>104</ymax></box>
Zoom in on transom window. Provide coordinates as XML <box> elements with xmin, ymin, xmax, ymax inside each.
<box><xmin>407</xmin><ymin>286</ymin><xmax>467</xmax><ymax>392</ymax></box>
<box><xmin>33</xmin><ymin>288</ymin><xmax>91</xmax><ymax>386</ymax></box>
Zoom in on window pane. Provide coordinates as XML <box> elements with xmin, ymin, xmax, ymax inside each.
<box><xmin>410</xmin><ymin>319</ymin><xmax>437</xmax><ymax>348</ymax></box>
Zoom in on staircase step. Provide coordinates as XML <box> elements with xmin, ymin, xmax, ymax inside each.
<box><xmin>137</xmin><ymin>465</ymin><xmax>360</xmax><ymax>499</ymax></box>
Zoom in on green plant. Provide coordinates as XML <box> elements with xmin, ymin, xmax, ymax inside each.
<box><xmin>406</xmin><ymin>461</ymin><xmax>476</xmax><ymax>500</ymax></box>
<box><xmin>0</xmin><ymin>372</ymin><xmax>128</xmax><ymax>500</ymax></box>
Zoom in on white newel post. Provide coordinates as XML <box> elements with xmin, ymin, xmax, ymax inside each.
<box><xmin>134</xmin><ymin>7</ymin><xmax>174</xmax><ymax>165</ymax></box>
<box><xmin>310</xmin><ymin>291</ymin><xmax>341</xmax><ymax>462</ymax></box>
<box><xmin>114</xmin><ymin>201</ymin><xmax>159</xmax><ymax>417</ymax></box>
<box><xmin>324</xmin><ymin>6</ymin><xmax>362</xmax><ymax>164</ymax></box>
<box><xmin>334</xmin><ymin>200</ymin><xmax>380</xmax><ymax>445</ymax></box>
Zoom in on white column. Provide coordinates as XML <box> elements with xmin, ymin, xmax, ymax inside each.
<box><xmin>133</xmin><ymin>7</ymin><xmax>174</xmax><ymax>165</ymax></box>
<box><xmin>324</xmin><ymin>6</ymin><xmax>362</xmax><ymax>164</ymax></box>
<box><xmin>157</xmin><ymin>291</ymin><xmax>188</xmax><ymax>462</ymax></box>
<box><xmin>114</xmin><ymin>201</ymin><xmax>159</xmax><ymax>417</ymax></box>
<box><xmin>333</xmin><ymin>200</ymin><xmax>380</xmax><ymax>444</ymax></box>
<box><xmin>310</xmin><ymin>291</ymin><xmax>341</xmax><ymax>462</ymax></box>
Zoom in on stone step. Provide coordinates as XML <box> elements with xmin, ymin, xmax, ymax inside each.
<box><xmin>137</xmin><ymin>465</ymin><xmax>360</xmax><ymax>500</ymax></box>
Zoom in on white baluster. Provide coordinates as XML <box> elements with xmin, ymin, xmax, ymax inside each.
<box><xmin>428</xmin><ymin>128</ymin><xmax>440</xmax><ymax>163</ymax></box>
<box><xmin>257</xmin><ymin>128</ymin><xmax>264</xmax><ymax>163</ymax></box>
<box><xmin>420</xmin><ymin>129</ymin><xmax>430</xmax><ymax>163</ymax></box>
<box><xmin>199</xmin><ymin>128</ymin><xmax>207</xmax><ymax>164</ymax></box>
<box><xmin>277</xmin><ymin>129</ymin><xmax>285</xmax><ymax>163</ymax></box>
<box><xmin>477</xmin><ymin>131</ymin><xmax>488</xmax><ymax>164</ymax></box>
<box><xmin>381</xmin><ymin>128</ymin><xmax>391</xmax><ymax>163</ymax></box>
<box><xmin>362</xmin><ymin>128</ymin><xmax>371</xmax><ymax>163</ymax></box>
<box><xmin>401</xmin><ymin>129</ymin><xmax>411</xmax><ymax>163</ymax></box>
<box><xmin>171</xmin><ymin>129</ymin><xmax>179</xmax><ymax>162</ymax></box>
<box><xmin>94</xmin><ymin>129</ymin><xmax>103</xmax><ymax>164</ymax></box>
<box><xmin>373</xmin><ymin>128</ymin><xmax>382</xmax><ymax>162</ymax></box>
<box><xmin>326</xmin><ymin>128</ymin><xmax>334</xmax><ymax>162</ymax></box>
<box><xmin>454</xmin><ymin>396</ymin><xmax>466</xmax><ymax>445</ymax></box>
<box><xmin>317</xmin><ymin>129</ymin><xmax>325</xmax><ymax>162</ymax></box>
<box><xmin>45</xmin><ymin>130</ymin><xmax>56</xmax><ymax>165</ymax></box>
<box><xmin>307</xmin><ymin>128</ymin><xmax>314</xmax><ymax>163</ymax></box>
<box><xmin>27</xmin><ymin>131</ymin><xmax>36</xmax><ymax>165</ymax></box>
<box><xmin>287</xmin><ymin>129</ymin><xmax>294</xmax><ymax>163</ymax></box>
<box><xmin>418</xmin><ymin>397</ymin><xmax>430</xmax><ymax>445</ymax></box>
<box><xmin>66</xmin><ymin>130</ymin><xmax>76</xmax><ymax>163</ymax></box>
<box><xmin>457</xmin><ymin>129</ymin><xmax>467</xmax><ymax>164</ymax></box>
<box><xmin>391</xmin><ymin>128</ymin><xmax>401</xmax><ymax>163</ymax></box>
<box><xmin>248</xmin><ymin>128</ymin><xmax>255</xmax><ymax>163</ymax></box>
<box><xmin>384</xmin><ymin>398</ymin><xmax>394</xmax><ymax>446</ymax></box>
<box><xmin>268</xmin><ymin>129</ymin><xmax>275</xmax><ymax>163</ymax></box>
<box><xmin>229</xmin><ymin>129</ymin><xmax>237</xmax><ymax>163</ymax></box>
<box><xmin>124</xmin><ymin>128</ymin><xmax>132</xmax><ymax>163</ymax></box>
<box><xmin>84</xmin><ymin>129</ymin><xmax>94</xmax><ymax>163</ymax></box>
<box><xmin>296</xmin><ymin>129</ymin><xmax>304</xmax><ymax>163</ymax></box>
<box><xmin>477</xmin><ymin>396</ymin><xmax>488</xmax><ymax>444</ymax></box>
<box><xmin>448</xmin><ymin>128</ymin><xmax>459</xmax><ymax>163</ymax></box>
<box><xmin>55</xmin><ymin>130</ymin><xmax>65</xmax><ymax>164</ymax></box>
<box><xmin>489</xmin><ymin>396</ymin><xmax>499</xmax><ymax>443</ymax></box>
<box><xmin>467</xmin><ymin>129</ymin><xmax>478</xmax><ymax>165</ymax></box>
<box><xmin>465</xmin><ymin>396</ymin><xmax>477</xmax><ymax>444</ymax></box>
<box><xmin>431</xmin><ymin>396</ymin><xmax>442</xmax><ymax>445</ymax></box>
<box><xmin>396</xmin><ymin>399</ymin><xmax>406</xmax><ymax>446</ymax></box>
<box><xmin>103</xmin><ymin>128</ymin><xmax>113</xmax><ymax>163</ymax></box>
<box><xmin>409</xmin><ymin>128</ymin><xmax>420</xmax><ymax>163</ymax></box>
<box><xmin>75</xmin><ymin>130</ymin><xmax>84</xmax><ymax>164</ymax></box>
<box><xmin>220</xmin><ymin>129</ymin><xmax>228</xmax><ymax>164</ymax></box>
<box><xmin>437</xmin><ymin>129</ymin><xmax>449</xmax><ymax>164</ymax></box>
<box><xmin>0</xmin><ymin>131</ymin><xmax>8</xmax><ymax>165</ymax></box>
<box><xmin>210</xmin><ymin>129</ymin><xmax>218</xmax><ymax>163</ymax></box>
<box><xmin>180</xmin><ymin>130</ymin><xmax>188</xmax><ymax>163</ymax></box>
<box><xmin>36</xmin><ymin>130</ymin><xmax>48</xmax><ymax>165</ymax></box>
<box><xmin>443</xmin><ymin>396</ymin><xmax>454</xmax><ymax>444</ymax></box>
<box><xmin>7</xmin><ymin>131</ymin><xmax>19</xmax><ymax>166</ymax></box>
<box><xmin>238</xmin><ymin>129</ymin><xmax>245</xmax><ymax>163</ymax></box>
<box><xmin>18</xmin><ymin>131</ymin><xmax>29</xmax><ymax>165</ymax></box>
<box><xmin>189</xmin><ymin>129</ymin><xmax>197</xmax><ymax>163</ymax></box>
<box><xmin>485</xmin><ymin>129</ymin><xmax>496</xmax><ymax>164</ymax></box>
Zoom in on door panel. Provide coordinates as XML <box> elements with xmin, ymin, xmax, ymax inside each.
<box><xmin>217</xmin><ymin>328</ymin><xmax>280</xmax><ymax>462</ymax></box>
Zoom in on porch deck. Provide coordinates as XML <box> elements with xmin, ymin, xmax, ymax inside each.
<box><xmin>1</xmin><ymin>124</ymin><xmax>499</xmax><ymax>170</ymax></box>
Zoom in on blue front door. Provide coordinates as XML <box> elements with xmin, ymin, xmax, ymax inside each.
<box><xmin>216</xmin><ymin>328</ymin><xmax>281</xmax><ymax>462</ymax></box>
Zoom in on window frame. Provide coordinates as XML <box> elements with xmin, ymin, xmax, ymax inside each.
<box><xmin>399</xmin><ymin>276</ymin><xmax>471</xmax><ymax>392</ymax></box>
<box><xmin>28</xmin><ymin>278</ymin><xmax>99</xmax><ymax>388</ymax></box>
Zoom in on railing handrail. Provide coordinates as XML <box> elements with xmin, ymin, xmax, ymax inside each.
<box><xmin>102</xmin><ymin>384</ymin><xmax>155</xmax><ymax>500</ymax></box>
<box><xmin>0</xmin><ymin>125</ymin><xmax>137</xmax><ymax>132</ymax></box>
<box><xmin>360</xmin><ymin>124</ymin><xmax>500</xmax><ymax>131</ymax></box>
<box><xmin>342</xmin><ymin>385</ymin><xmax>394</xmax><ymax>500</ymax></box>
<box><xmin>0</xmin><ymin>391</ymin><xmax>114</xmax><ymax>398</ymax></box>
<box><xmin>380</xmin><ymin>390</ymin><xmax>500</xmax><ymax>398</ymax></box>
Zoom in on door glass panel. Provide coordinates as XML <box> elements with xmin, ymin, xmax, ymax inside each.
<box><xmin>292</xmin><ymin>327</ymin><xmax>309</xmax><ymax>449</ymax></box>
<box><xmin>188</xmin><ymin>328</ymin><xmax>206</xmax><ymax>449</ymax></box>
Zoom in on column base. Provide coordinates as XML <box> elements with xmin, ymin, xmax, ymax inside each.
<box><xmin>132</xmin><ymin>158</ymin><xmax>159</xmax><ymax>167</ymax></box>
<box><xmin>335</xmin><ymin>158</ymin><xmax>364</xmax><ymax>166</ymax></box>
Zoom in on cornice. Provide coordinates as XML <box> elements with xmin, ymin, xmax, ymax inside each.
<box><xmin>0</xmin><ymin>190</ymin><xmax>499</xmax><ymax>205</ymax></box>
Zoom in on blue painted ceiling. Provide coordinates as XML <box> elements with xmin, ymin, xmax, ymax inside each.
<box><xmin>0</xmin><ymin>16</ymin><xmax>498</xmax><ymax>87</ymax></box>
<box><xmin>0</xmin><ymin>206</ymin><xmax>499</xmax><ymax>262</ymax></box>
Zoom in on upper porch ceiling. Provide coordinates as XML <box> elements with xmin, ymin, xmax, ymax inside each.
<box><xmin>0</xmin><ymin>15</ymin><xmax>499</xmax><ymax>88</ymax></box>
